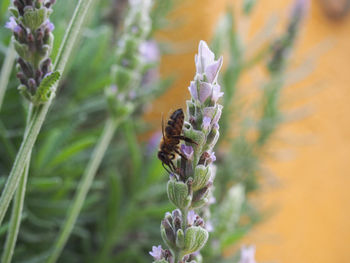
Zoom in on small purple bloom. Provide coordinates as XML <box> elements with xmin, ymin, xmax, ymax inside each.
<box><xmin>202</xmin><ymin>116</ymin><xmax>211</xmax><ymax>130</ymax></box>
<box><xmin>211</xmin><ymin>84</ymin><xmax>224</xmax><ymax>102</ymax></box>
<box><xmin>238</xmin><ymin>245</ymin><xmax>257</xmax><ymax>263</ymax></box>
<box><xmin>149</xmin><ymin>245</ymin><xmax>163</xmax><ymax>260</ymax></box>
<box><xmin>187</xmin><ymin>210</ymin><xmax>197</xmax><ymax>226</ymax></box>
<box><xmin>195</xmin><ymin>40</ymin><xmax>215</xmax><ymax>74</ymax></box>
<box><xmin>189</xmin><ymin>81</ymin><xmax>198</xmax><ymax>101</ymax></box>
<box><xmin>209</xmin><ymin>152</ymin><xmax>216</xmax><ymax>163</ymax></box>
<box><xmin>198</xmin><ymin>82</ymin><xmax>212</xmax><ymax>103</ymax></box>
<box><xmin>139</xmin><ymin>40</ymin><xmax>160</xmax><ymax>63</ymax></box>
<box><xmin>205</xmin><ymin>220</ymin><xmax>214</xmax><ymax>232</ymax></box>
<box><xmin>205</xmin><ymin>56</ymin><xmax>223</xmax><ymax>83</ymax></box>
<box><xmin>45</xmin><ymin>19</ymin><xmax>55</xmax><ymax>32</ymax></box>
<box><xmin>181</xmin><ymin>144</ymin><xmax>194</xmax><ymax>160</ymax></box>
<box><xmin>212</xmin><ymin>105</ymin><xmax>223</xmax><ymax>126</ymax></box>
<box><xmin>5</xmin><ymin>17</ymin><xmax>21</xmax><ymax>34</ymax></box>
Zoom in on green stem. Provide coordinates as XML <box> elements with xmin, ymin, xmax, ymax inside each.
<box><xmin>1</xmin><ymin>104</ymin><xmax>33</xmax><ymax>263</ymax></box>
<box><xmin>0</xmin><ymin>0</ymin><xmax>99</xmax><ymax>226</ymax></box>
<box><xmin>1</xmin><ymin>159</ymin><xmax>29</xmax><ymax>263</ymax></box>
<box><xmin>46</xmin><ymin>118</ymin><xmax>118</xmax><ymax>263</ymax></box>
<box><xmin>0</xmin><ymin>42</ymin><xmax>16</xmax><ymax>112</ymax></box>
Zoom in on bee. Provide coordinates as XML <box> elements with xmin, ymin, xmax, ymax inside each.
<box><xmin>158</xmin><ymin>108</ymin><xmax>197</xmax><ymax>174</ymax></box>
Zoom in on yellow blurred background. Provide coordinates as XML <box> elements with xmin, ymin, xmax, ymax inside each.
<box><xmin>145</xmin><ymin>0</ymin><xmax>350</xmax><ymax>262</ymax></box>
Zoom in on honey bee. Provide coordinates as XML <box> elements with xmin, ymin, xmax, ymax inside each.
<box><xmin>158</xmin><ymin>108</ymin><xmax>197</xmax><ymax>174</ymax></box>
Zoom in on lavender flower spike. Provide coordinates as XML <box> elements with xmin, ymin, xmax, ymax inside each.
<box><xmin>6</xmin><ymin>0</ymin><xmax>57</xmax><ymax>105</ymax></box>
<box><xmin>153</xmin><ymin>40</ymin><xmax>223</xmax><ymax>263</ymax></box>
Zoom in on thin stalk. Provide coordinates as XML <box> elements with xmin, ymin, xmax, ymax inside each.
<box><xmin>0</xmin><ymin>42</ymin><xmax>16</xmax><ymax>111</ymax></box>
<box><xmin>0</xmin><ymin>0</ymin><xmax>99</xmax><ymax>226</ymax></box>
<box><xmin>46</xmin><ymin>118</ymin><xmax>118</xmax><ymax>263</ymax></box>
<box><xmin>1</xmin><ymin>160</ymin><xmax>29</xmax><ymax>263</ymax></box>
<box><xmin>1</xmin><ymin>104</ymin><xmax>33</xmax><ymax>263</ymax></box>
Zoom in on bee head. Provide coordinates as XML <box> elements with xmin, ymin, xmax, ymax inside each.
<box><xmin>158</xmin><ymin>151</ymin><xmax>168</xmax><ymax>163</ymax></box>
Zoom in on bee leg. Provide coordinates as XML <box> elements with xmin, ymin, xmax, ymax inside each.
<box><xmin>169</xmin><ymin>160</ymin><xmax>177</xmax><ymax>172</ymax></box>
<box><xmin>174</xmin><ymin>148</ymin><xmax>188</xmax><ymax>161</ymax></box>
<box><xmin>173</xmin><ymin>135</ymin><xmax>198</xmax><ymax>145</ymax></box>
<box><xmin>162</xmin><ymin>163</ymin><xmax>173</xmax><ymax>175</ymax></box>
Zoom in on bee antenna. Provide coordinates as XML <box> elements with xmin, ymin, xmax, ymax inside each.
<box><xmin>161</xmin><ymin>112</ymin><xmax>165</xmax><ymax>140</ymax></box>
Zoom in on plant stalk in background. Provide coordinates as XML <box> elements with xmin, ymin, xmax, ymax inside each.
<box><xmin>47</xmin><ymin>0</ymin><xmax>156</xmax><ymax>262</ymax></box>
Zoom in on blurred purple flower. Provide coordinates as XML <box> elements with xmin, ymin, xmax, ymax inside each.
<box><xmin>45</xmin><ymin>19</ymin><xmax>55</xmax><ymax>32</ymax></box>
<box><xmin>5</xmin><ymin>17</ymin><xmax>21</xmax><ymax>34</ymax></box>
<box><xmin>149</xmin><ymin>245</ymin><xmax>163</xmax><ymax>260</ymax></box>
<box><xmin>202</xmin><ymin>116</ymin><xmax>211</xmax><ymax>130</ymax></box>
<box><xmin>140</xmin><ymin>40</ymin><xmax>160</xmax><ymax>63</ymax></box>
<box><xmin>238</xmin><ymin>245</ymin><xmax>257</xmax><ymax>263</ymax></box>
<box><xmin>146</xmin><ymin>132</ymin><xmax>162</xmax><ymax>156</ymax></box>
<box><xmin>187</xmin><ymin>210</ymin><xmax>198</xmax><ymax>226</ymax></box>
<box><xmin>209</xmin><ymin>151</ymin><xmax>216</xmax><ymax>163</ymax></box>
<box><xmin>205</xmin><ymin>220</ymin><xmax>214</xmax><ymax>232</ymax></box>
<box><xmin>181</xmin><ymin>144</ymin><xmax>194</xmax><ymax>160</ymax></box>
<box><xmin>211</xmin><ymin>84</ymin><xmax>224</xmax><ymax>103</ymax></box>
<box><xmin>291</xmin><ymin>0</ymin><xmax>310</xmax><ymax>20</ymax></box>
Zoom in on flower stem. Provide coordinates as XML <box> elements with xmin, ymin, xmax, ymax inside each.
<box><xmin>0</xmin><ymin>42</ymin><xmax>16</xmax><ymax>112</ymax></box>
<box><xmin>1</xmin><ymin>160</ymin><xmax>29</xmax><ymax>263</ymax></box>
<box><xmin>46</xmin><ymin>118</ymin><xmax>118</xmax><ymax>263</ymax></box>
<box><xmin>0</xmin><ymin>0</ymin><xmax>100</xmax><ymax>226</ymax></box>
<box><xmin>1</xmin><ymin>104</ymin><xmax>33</xmax><ymax>263</ymax></box>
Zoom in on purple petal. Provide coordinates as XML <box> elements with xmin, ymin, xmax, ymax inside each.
<box><xmin>205</xmin><ymin>56</ymin><xmax>223</xmax><ymax>83</ymax></box>
<box><xmin>5</xmin><ymin>17</ymin><xmax>21</xmax><ymax>33</ymax></box>
<box><xmin>205</xmin><ymin>220</ymin><xmax>214</xmax><ymax>232</ymax></box>
<box><xmin>45</xmin><ymin>19</ymin><xmax>55</xmax><ymax>32</ymax></box>
<box><xmin>196</xmin><ymin>40</ymin><xmax>215</xmax><ymax>74</ymax></box>
<box><xmin>149</xmin><ymin>245</ymin><xmax>163</xmax><ymax>260</ymax></box>
<box><xmin>198</xmin><ymin>82</ymin><xmax>212</xmax><ymax>103</ymax></box>
<box><xmin>187</xmin><ymin>210</ymin><xmax>197</xmax><ymax>226</ymax></box>
<box><xmin>209</xmin><ymin>196</ymin><xmax>216</xmax><ymax>205</ymax></box>
<box><xmin>238</xmin><ymin>245</ymin><xmax>257</xmax><ymax>263</ymax></box>
<box><xmin>212</xmin><ymin>105</ymin><xmax>223</xmax><ymax>125</ymax></box>
<box><xmin>203</xmin><ymin>107</ymin><xmax>216</xmax><ymax>119</ymax></box>
<box><xmin>188</xmin><ymin>81</ymin><xmax>198</xmax><ymax>101</ymax></box>
<box><xmin>211</xmin><ymin>84</ymin><xmax>224</xmax><ymax>102</ymax></box>
<box><xmin>202</xmin><ymin>116</ymin><xmax>211</xmax><ymax>130</ymax></box>
<box><xmin>181</xmin><ymin>144</ymin><xmax>194</xmax><ymax>160</ymax></box>
<box><xmin>209</xmin><ymin>152</ymin><xmax>216</xmax><ymax>162</ymax></box>
<box><xmin>139</xmin><ymin>40</ymin><xmax>160</xmax><ymax>63</ymax></box>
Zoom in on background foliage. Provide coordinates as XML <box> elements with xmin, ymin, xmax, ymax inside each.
<box><xmin>0</xmin><ymin>0</ymin><xmax>303</xmax><ymax>262</ymax></box>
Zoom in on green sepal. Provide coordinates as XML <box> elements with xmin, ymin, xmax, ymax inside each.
<box><xmin>13</xmin><ymin>39</ymin><xmax>30</xmax><ymax>62</ymax></box>
<box><xmin>18</xmin><ymin>85</ymin><xmax>32</xmax><ymax>101</ymax></box>
<box><xmin>22</xmin><ymin>8</ymin><xmax>47</xmax><ymax>31</ymax></box>
<box><xmin>192</xmin><ymin>165</ymin><xmax>211</xmax><ymax>191</ymax></box>
<box><xmin>183</xmin><ymin>126</ymin><xmax>205</xmax><ymax>167</ymax></box>
<box><xmin>176</xmin><ymin>229</ymin><xmax>185</xmax><ymax>249</ymax></box>
<box><xmin>9</xmin><ymin>8</ymin><xmax>19</xmax><ymax>18</ymax></box>
<box><xmin>161</xmin><ymin>223</ymin><xmax>176</xmax><ymax>250</ymax></box>
<box><xmin>32</xmin><ymin>71</ymin><xmax>60</xmax><ymax>105</ymax></box>
<box><xmin>183</xmin><ymin>226</ymin><xmax>208</xmax><ymax>255</ymax></box>
<box><xmin>167</xmin><ymin>180</ymin><xmax>191</xmax><ymax>210</ymax></box>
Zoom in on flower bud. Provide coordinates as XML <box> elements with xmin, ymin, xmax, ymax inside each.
<box><xmin>176</xmin><ymin>229</ymin><xmax>185</xmax><ymax>249</ymax></box>
<box><xmin>183</xmin><ymin>226</ymin><xmax>209</xmax><ymax>255</ymax></box>
<box><xmin>167</xmin><ymin>180</ymin><xmax>191</xmax><ymax>210</ymax></box>
<box><xmin>192</xmin><ymin>165</ymin><xmax>211</xmax><ymax>191</ymax></box>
